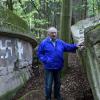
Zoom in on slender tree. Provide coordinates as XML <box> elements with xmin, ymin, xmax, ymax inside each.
<box><xmin>82</xmin><ymin>0</ymin><xmax>87</xmax><ymax>19</ymax></box>
<box><xmin>95</xmin><ymin>0</ymin><xmax>100</xmax><ymax>13</ymax></box>
<box><xmin>92</xmin><ymin>0</ymin><xmax>95</xmax><ymax>15</ymax></box>
<box><xmin>6</xmin><ymin>0</ymin><xmax>13</xmax><ymax>11</ymax></box>
<box><xmin>60</xmin><ymin>0</ymin><xmax>72</xmax><ymax>71</ymax></box>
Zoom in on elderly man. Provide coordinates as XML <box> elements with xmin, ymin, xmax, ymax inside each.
<box><xmin>37</xmin><ymin>27</ymin><xmax>80</xmax><ymax>100</ymax></box>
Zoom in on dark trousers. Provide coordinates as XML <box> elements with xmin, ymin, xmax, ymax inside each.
<box><xmin>45</xmin><ymin>69</ymin><xmax>61</xmax><ymax>100</ymax></box>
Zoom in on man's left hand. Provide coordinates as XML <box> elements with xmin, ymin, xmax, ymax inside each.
<box><xmin>77</xmin><ymin>42</ymin><xmax>85</xmax><ymax>50</ymax></box>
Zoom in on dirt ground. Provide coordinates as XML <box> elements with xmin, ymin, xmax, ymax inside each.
<box><xmin>12</xmin><ymin>53</ymin><xmax>94</xmax><ymax>100</ymax></box>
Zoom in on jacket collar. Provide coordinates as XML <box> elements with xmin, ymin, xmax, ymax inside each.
<box><xmin>46</xmin><ymin>36</ymin><xmax>57</xmax><ymax>42</ymax></box>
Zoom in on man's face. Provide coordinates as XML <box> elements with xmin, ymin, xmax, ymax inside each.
<box><xmin>49</xmin><ymin>32</ymin><xmax>57</xmax><ymax>41</ymax></box>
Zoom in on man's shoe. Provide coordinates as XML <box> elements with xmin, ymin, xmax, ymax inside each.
<box><xmin>54</xmin><ymin>97</ymin><xmax>63</xmax><ymax>100</ymax></box>
<box><xmin>45</xmin><ymin>96</ymin><xmax>51</xmax><ymax>100</ymax></box>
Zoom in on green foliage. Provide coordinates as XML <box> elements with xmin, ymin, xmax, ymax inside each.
<box><xmin>0</xmin><ymin>0</ymin><xmax>99</xmax><ymax>40</ymax></box>
<box><xmin>73</xmin><ymin>0</ymin><xmax>100</xmax><ymax>17</ymax></box>
<box><xmin>87</xmin><ymin>0</ymin><xmax>100</xmax><ymax>16</ymax></box>
<box><xmin>73</xmin><ymin>4</ymin><xmax>86</xmax><ymax>12</ymax></box>
<box><xmin>0</xmin><ymin>0</ymin><xmax>62</xmax><ymax>40</ymax></box>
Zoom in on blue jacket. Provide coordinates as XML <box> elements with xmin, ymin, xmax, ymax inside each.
<box><xmin>37</xmin><ymin>37</ymin><xmax>77</xmax><ymax>70</ymax></box>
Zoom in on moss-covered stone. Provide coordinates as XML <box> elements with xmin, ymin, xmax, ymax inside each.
<box><xmin>0</xmin><ymin>68</ymin><xmax>30</xmax><ymax>100</ymax></box>
<box><xmin>84</xmin><ymin>24</ymin><xmax>100</xmax><ymax>100</ymax></box>
<box><xmin>0</xmin><ymin>6</ymin><xmax>37</xmax><ymax>48</ymax></box>
<box><xmin>85</xmin><ymin>24</ymin><xmax>100</xmax><ymax>45</ymax></box>
<box><xmin>18</xmin><ymin>90</ymin><xmax>43</xmax><ymax>100</ymax></box>
<box><xmin>0</xmin><ymin>85</ymin><xmax>23</xmax><ymax>100</ymax></box>
<box><xmin>71</xmin><ymin>16</ymin><xmax>100</xmax><ymax>100</ymax></box>
<box><xmin>0</xmin><ymin>6</ymin><xmax>28</xmax><ymax>33</ymax></box>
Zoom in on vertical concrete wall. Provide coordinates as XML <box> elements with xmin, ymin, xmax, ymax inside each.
<box><xmin>0</xmin><ymin>36</ymin><xmax>33</xmax><ymax>97</ymax></box>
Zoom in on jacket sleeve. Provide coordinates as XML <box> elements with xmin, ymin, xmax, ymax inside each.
<box><xmin>37</xmin><ymin>42</ymin><xmax>47</xmax><ymax>63</ymax></box>
<box><xmin>62</xmin><ymin>41</ymin><xmax>78</xmax><ymax>52</ymax></box>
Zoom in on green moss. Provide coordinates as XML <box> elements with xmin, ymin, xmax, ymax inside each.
<box><xmin>0</xmin><ymin>6</ymin><xmax>37</xmax><ymax>48</ymax></box>
<box><xmin>89</xmin><ymin>24</ymin><xmax>100</xmax><ymax>33</ymax></box>
<box><xmin>0</xmin><ymin>6</ymin><xmax>29</xmax><ymax>32</ymax></box>
<box><xmin>87</xmin><ymin>24</ymin><xmax>100</xmax><ymax>33</ymax></box>
<box><xmin>0</xmin><ymin>85</ymin><xmax>23</xmax><ymax>100</ymax></box>
<box><xmin>20</xmin><ymin>71</ymin><xmax>28</xmax><ymax>83</ymax></box>
<box><xmin>0</xmin><ymin>72</ymin><xmax>29</xmax><ymax>100</ymax></box>
<box><xmin>18</xmin><ymin>90</ymin><xmax>40</xmax><ymax>100</ymax></box>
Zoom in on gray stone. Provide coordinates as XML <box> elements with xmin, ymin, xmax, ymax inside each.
<box><xmin>71</xmin><ymin>15</ymin><xmax>100</xmax><ymax>100</ymax></box>
<box><xmin>0</xmin><ymin>6</ymin><xmax>37</xmax><ymax>100</ymax></box>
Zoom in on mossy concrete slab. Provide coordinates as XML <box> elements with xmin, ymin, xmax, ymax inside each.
<box><xmin>0</xmin><ymin>6</ymin><xmax>37</xmax><ymax>48</ymax></box>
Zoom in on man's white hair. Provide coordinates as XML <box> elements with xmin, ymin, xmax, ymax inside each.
<box><xmin>47</xmin><ymin>27</ymin><xmax>57</xmax><ymax>34</ymax></box>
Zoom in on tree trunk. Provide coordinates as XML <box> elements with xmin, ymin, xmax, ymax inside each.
<box><xmin>96</xmin><ymin>0</ymin><xmax>100</xmax><ymax>13</ymax></box>
<box><xmin>82</xmin><ymin>0</ymin><xmax>87</xmax><ymax>19</ymax></box>
<box><xmin>60</xmin><ymin>0</ymin><xmax>72</xmax><ymax>72</ymax></box>
<box><xmin>6</xmin><ymin>0</ymin><xmax>13</xmax><ymax>11</ymax></box>
<box><xmin>92</xmin><ymin>0</ymin><xmax>95</xmax><ymax>16</ymax></box>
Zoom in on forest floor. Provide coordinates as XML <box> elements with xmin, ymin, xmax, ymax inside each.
<box><xmin>12</xmin><ymin>53</ymin><xmax>94</xmax><ymax>100</ymax></box>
